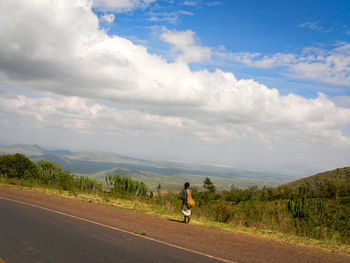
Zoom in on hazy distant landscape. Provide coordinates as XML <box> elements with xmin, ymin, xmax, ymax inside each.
<box><xmin>0</xmin><ymin>144</ymin><xmax>300</xmax><ymax>191</ymax></box>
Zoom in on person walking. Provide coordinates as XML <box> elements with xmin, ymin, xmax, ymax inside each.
<box><xmin>181</xmin><ymin>182</ymin><xmax>193</xmax><ymax>223</ymax></box>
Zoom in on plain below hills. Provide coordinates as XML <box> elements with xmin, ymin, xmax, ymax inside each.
<box><xmin>0</xmin><ymin>144</ymin><xmax>299</xmax><ymax>191</ymax></box>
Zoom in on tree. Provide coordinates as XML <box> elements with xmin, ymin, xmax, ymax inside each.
<box><xmin>203</xmin><ymin>177</ymin><xmax>216</xmax><ymax>194</ymax></box>
<box><xmin>0</xmin><ymin>153</ymin><xmax>39</xmax><ymax>179</ymax></box>
<box><xmin>157</xmin><ymin>184</ymin><xmax>161</xmax><ymax>196</ymax></box>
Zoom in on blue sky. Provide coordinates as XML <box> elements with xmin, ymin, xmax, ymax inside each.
<box><xmin>96</xmin><ymin>0</ymin><xmax>350</xmax><ymax>98</ymax></box>
<box><xmin>1</xmin><ymin>0</ymin><xmax>350</xmax><ymax>174</ymax></box>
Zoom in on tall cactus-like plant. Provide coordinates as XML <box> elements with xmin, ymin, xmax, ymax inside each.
<box><xmin>317</xmin><ymin>199</ymin><xmax>323</xmax><ymax>214</ymax></box>
<box><xmin>287</xmin><ymin>193</ymin><xmax>324</xmax><ymax>220</ymax></box>
<box><xmin>287</xmin><ymin>193</ymin><xmax>306</xmax><ymax>219</ymax></box>
<box><xmin>105</xmin><ymin>174</ymin><xmax>148</xmax><ymax>198</ymax></box>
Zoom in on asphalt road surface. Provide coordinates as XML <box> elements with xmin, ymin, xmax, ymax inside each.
<box><xmin>0</xmin><ymin>198</ymin><xmax>224</xmax><ymax>263</ymax></box>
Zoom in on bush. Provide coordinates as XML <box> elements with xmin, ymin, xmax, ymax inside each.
<box><xmin>37</xmin><ymin>159</ymin><xmax>63</xmax><ymax>185</ymax></box>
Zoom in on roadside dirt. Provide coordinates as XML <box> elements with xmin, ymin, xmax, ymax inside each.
<box><xmin>0</xmin><ymin>185</ymin><xmax>349</xmax><ymax>263</ymax></box>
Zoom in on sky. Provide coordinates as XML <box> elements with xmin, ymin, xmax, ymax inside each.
<box><xmin>0</xmin><ymin>0</ymin><xmax>350</xmax><ymax>175</ymax></box>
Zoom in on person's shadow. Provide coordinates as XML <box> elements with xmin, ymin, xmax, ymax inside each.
<box><xmin>167</xmin><ymin>218</ymin><xmax>185</xmax><ymax>223</ymax></box>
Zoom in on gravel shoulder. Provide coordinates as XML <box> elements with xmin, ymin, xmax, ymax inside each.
<box><xmin>0</xmin><ymin>185</ymin><xmax>349</xmax><ymax>263</ymax></box>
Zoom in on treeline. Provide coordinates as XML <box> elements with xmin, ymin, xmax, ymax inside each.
<box><xmin>0</xmin><ymin>153</ymin><xmax>148</xmax><ymax>199</ymax></box>
<box><xmin>0</xmin><ymin>153</ymin><xmax>103</xmax><ymax>194</ymax></box>
<box><xmin>221</xmin><ymin>179</ymin><xmax>350</xmax><ymax>203</ymax></box>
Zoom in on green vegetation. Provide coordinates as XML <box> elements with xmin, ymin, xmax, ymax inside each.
<box><xmin>0</xmin><ymin>154</ymin><xmax>102</xmax><ymax>194</ymax></box>
<box><xmin>105</xmin><ymin>174</ymin><xmax>148</xmax><ymax>198</ymax></box>
<box><xmin>146</xmin><ymin>178</ymin><xmax>350</xmax><ymax>245</ymax></box>
<box><xmin>0</xmin><ymin>153</ymin><xmax>349</xmax><ymax>246</ymax></box>
<box><xmin>285</xmin><ymin>167</ymin><xmax>350</xmax><ymax>198</ymax></box>
<box><xmin>0</xmin><ymin>153</ymin><xmax>40</xmax><ymax>180</ymax></box>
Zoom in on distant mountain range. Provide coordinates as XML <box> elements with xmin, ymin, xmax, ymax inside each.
<box><xmin>0</xmin><ymin>144</ymin><xmax>301</xmax><ymax>190</ymax></box>
<box><xmin>0</xmin><ymin>144</ymin><xmax>73</xmax><ymax>156</ymax></box>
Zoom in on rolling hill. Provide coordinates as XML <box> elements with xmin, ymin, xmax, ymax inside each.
<box><xmin>0</xmin><ymin>144</ymin><xmax>299</xmax><ymax>191</ymax></box>
<box><xmin>283</xmin><ymin>166</ymin><xmax>350</xmax><ymax>197</ymax></box>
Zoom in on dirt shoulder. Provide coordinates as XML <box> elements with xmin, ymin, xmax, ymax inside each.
<box><xmin>0</xmin><ymin>185</ymin><xmax>349</xmax><ymax>263</ymax></box>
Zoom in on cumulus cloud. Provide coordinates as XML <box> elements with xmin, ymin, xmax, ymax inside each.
<box><xmin>161</xmin><ymin>29</ymin><xmax>211</xmax><ymax>63</ymax></box>
<box><xmin>2</xmin><ymin>89</ymin><xmax>348</xmax><ymax>147</ymax></box>
<box><xmin>331</xmin><ymin>96</ymin><xmax>350</xmax><ymax>108</ymax></box>
<box><xmin>92</xmin><ymin>0</ymin><xmax>156</xmax><ymax>12</ymax></box>
<box><xmin>219</xmin><ymin>43</ymin><xmax>350</xmax><ymax>86</ymax></box>
<box><xmin>0</xmin><ymin>0</ymin><xmax>350</xmax><ymax>153</ymax></box>
<box><xmin>0</xmin><ymin>91</ymin><xmax>195</xmax><ymax>136</ymax></box>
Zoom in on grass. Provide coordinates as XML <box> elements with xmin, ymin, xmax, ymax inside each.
<box><xmin>1</xmin><ymin>181</ymin><xmax>349</xmax><ymax>256</ymax></box>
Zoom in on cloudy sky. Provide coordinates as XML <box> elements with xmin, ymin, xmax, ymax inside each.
<box><xmin>1</xmin><ymin>0</ymin><xmax>349</xmax><ymax>175</ymax></box>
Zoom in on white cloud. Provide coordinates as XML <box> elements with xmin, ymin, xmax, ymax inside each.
<box><xmin>331</xmin><ymin>96</ymin><xmax>350</xmax><ymax>108</ymax></box>
<box><xmin>160</xmin><ymin>29</ymin><xmax>211</xmax><ymax>63</ymax></box>
<box><xmin>100</xmin><ymin>13</ymin><xmax>115</xmax><ymax>23</ymax></box>
<box><xmin>298</xmin><ymin>21</ymin><xmax>332</xmax><ymax>33</ymax></box>
<box><xmin>2</xmin><ymin>89</ymin><xmax>349</xmax><ymax>147</ymax></box>
<box><xmin>148</xmin><ymin>10</ymin><xmax>193</xmax><ymax>24</ymax></box>
<box><xmin>0</xmin><ymin>91</ymin><xmax>194</xmax><ymax>136</ymax></box>
<box><xmin>183</xmin><ymin>1</ymin><xmax>198</xmax><ymax>6</ymax></box>
<box><xmin>92</xmin><ymin>0</ymin><xmax>156</xmax><ymax>12</ymax></box>
<box><xmin>219</xmin><ymin>43</ymin><xmax>350</xmax><ymax>86</ymax></box>
<box><xmin>220</xmin><ymin>51</ymin><xmax>297</xmax><ymax>68</ymax></box>
<box><xmin>206</xmin><ymin>1</ymin><xmax>223</xmax><ymax>6</ymax></box>
<box><xmin>0</xmin><ymin>0</ymin><xmax>350</xmax><ymax>167</ymax></box>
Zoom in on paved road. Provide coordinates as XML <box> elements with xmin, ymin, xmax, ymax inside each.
<box><xmin>0</xmin><ymin>198</ymin><xmax>224</xmax><ymax>263</ymax></box>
